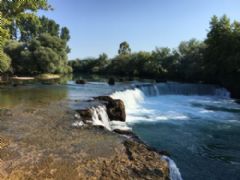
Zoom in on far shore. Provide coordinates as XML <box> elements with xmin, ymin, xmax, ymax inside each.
<box><xmin>0</xmin><ymin>74</ymin><xmax>61</xmax><ymax>83</ymax></box>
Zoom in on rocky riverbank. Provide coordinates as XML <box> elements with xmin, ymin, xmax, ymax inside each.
<box><xmin>0</xmin><ymin>98</ymin><xmax>170</xmax><ymax>179</ymax></box>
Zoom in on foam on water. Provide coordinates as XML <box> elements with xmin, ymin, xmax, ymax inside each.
<box><xmin>109</xmin><ymin>83</ymin><xmax>240</xmax><ymax>179</ymax></box>
<box><xmin>90</xmin><ymin>106</ymin><xmax>112</xmax><ymax>130</ymax></box>
<box><xmin>161</xmin><ymin>156</ymin><xmax>183</xmax><ymax>180</ymax></box>
<box><xmin>110</xmin><ymin>88</ymin><xmax>144</xmax><ymax>110</ymax></box>
<box><xmin>136</xmin><ymin>82</ymin><xmax>230</xmax><ymax>98</ymax></box>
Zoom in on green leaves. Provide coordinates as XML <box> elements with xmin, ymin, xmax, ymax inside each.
<box><xmin>118</xmin><ymin>41</ymin><xmax>131</xmax><ymax>55</ymax></box>
<box><xmin>4</xmin><ymin>33</ymin><xmax>71</xmax><ymax>75</ymax></box>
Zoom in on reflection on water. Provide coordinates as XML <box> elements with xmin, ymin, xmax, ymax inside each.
<box><xmin>0</xmin><ymin>74</ymin><xmax>128</xmax><ymax>108</ymax></box>
<box><xmin>0</xmin><ymin>85</ymin><xmax>68</xmax><ymax>108</ymax></box>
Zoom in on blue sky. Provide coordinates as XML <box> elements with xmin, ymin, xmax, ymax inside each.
<box><xmin>39</xmin><ymin>0</ymin><xmax>240</xmax><ymax>59</ymax></box>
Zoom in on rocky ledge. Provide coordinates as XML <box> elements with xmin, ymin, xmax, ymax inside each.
<box><xmin>0</xmin><ymin>98</ymin><xmax>170</xmax><ymax>179</ymax></box>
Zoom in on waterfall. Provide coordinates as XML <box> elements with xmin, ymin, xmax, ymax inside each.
<box><xmin>90</xmin><ymin>106</ymin><xmax>112</xmax><ymax>131</ymax></box>
<box><xmin>89</xmin><ymin>106</ymin><xmax>131</xmax><ymax>131</ymax></box>
<box><xmin>110</xmin><ymin>88</ymin><xmax>144</xmax><ymax>109</ymax></box>
<box><xmin>136</xmin><ymin>82</ymin><xmax>230</xmax><ymax>98</ymax></box>
<box><xmin>214</xmin><ymin>88</ymin><xmax>230</xmax><ymax>98</ymax></box>
<box><xmin>161</xmin><ymin>156</ymin><xmax>183</xmax><ymax>180</ymax></box>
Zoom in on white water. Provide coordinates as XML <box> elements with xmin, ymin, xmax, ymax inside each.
<box><xmin>109</xmin><ymin>83</ymin><xmax>234</xmax><ymax>125</ymax></box>
<box><xmin>109</xmin><ymin>83</ymin><xmax>238</xmax><ymax>180</ymax></box>
<box><xmin>136</xmin><ymin>82</ymin><xmax>230</xmax><ymax>98</ymax></box>
<box><xmin>90</xmin><ymin>106</ymin><xmax>112</xmax><ymax>131</ymax></box>
<box><xmin>110</xmin><ymin>88</ymin><xmax>144</xmax><ymax>109</ymax></box>
<box><xmin>162</xmin><ymin>156</ymin><xmax>183</xmax><ymax>180</ymax></box>
<box><xmin>91</xmin><ymin>105</ymin><xmax>134</xmax><ymax>131</ymax></box>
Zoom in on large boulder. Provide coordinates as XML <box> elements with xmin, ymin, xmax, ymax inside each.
<box><xmin>76</xmin><ymin>109</ymin><xmax>92</xmax><ymax>121</ymax></box>
<box><xmin>76</xmin><ymin>79</ymin><xmax>86</xmax><ymax>84</ymax></box>
<box><xmin>108</xmin><ymin>78</ymin><xmax>115</xmax><ymax>85</ymax></box>
<box><xmin>95</xmin><ymin>96</ymin><xmax>126</xmax><ymax>122</ymax></box>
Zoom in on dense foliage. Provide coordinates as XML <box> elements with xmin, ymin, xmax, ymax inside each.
<box><xmin>69</xmin><ymin>16</ymin><xmax>240</xmax><ymax>98</ymax></box>
<box><xmin>0</xmin><ymin>0</ymin><xmax>72</xmax><ymax>75</ymax></box>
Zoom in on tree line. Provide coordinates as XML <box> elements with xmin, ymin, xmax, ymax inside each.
<box><xmin>69</xmin><ymin>15</ymin><xmax>240</xmax><ymax>98</ymax></box>
<box><xmin>0</xmin><ymin>0</ymin><xmax>72</xmax><ymax>75</ymax></box>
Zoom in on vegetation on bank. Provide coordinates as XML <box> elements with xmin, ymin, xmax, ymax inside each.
<box><xmin>0</xmin><ymin>0</ymin><xmax>72</xmax><ymax>76</ymax></box>
<box><xmin>69</xmin><ymin>15</ymin><xmax>240</xmax><ymax>98</ymax></box>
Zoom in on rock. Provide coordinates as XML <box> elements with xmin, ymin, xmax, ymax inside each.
<box><xmin>76</xmin><ymin>79</ymin><xmax>86</xmax><ymax>84</ymax></box>
<box><xmin>113</xmin><ymin>129</ymin><xmax>133</xmax><ymax>135</ymax></box>
<box><xmin>158</xmin><ymin>150</ymin><xmax>171</xmax><ymax>157</ymax></box>
<box><xmin>107</xmin><ymin>99</ymin><xmax>126</xmax><ymax>121</ymax></box>
<box><xmin>94</xmin><ymin>96</ymin><xmax>113</xmax><ymax>102</ymax></box>
<box><xmin>128</xmin><ymin>77</ymin><xmax>134</xmax><ymax>81</ymax></box>
<box><xmin>0</xmin><ymin>108</ymin><xmax>12</xmax><ymax>116</ymax></box>
<box><xmin>76</xmin><ymin>109</ymin><xmax>92</xmax><ymax>122</ymax></box>
<box><xmin>108</xmin><ymin>78</ymin><xmax>115</xmax><ymax>85</ymax></box>
<box><xmin>123</xmin><ymin>140</ymin><xmax>169</xmax><ymax>179</ymax></box>
<box><xmin>156</xmin><ymin>78</ymin><xmax>167</xmax><ymax>83</ymax></box>
<box><xmin>0</xmin><ymin>137</ymin><xmax>9</xmax><ymax>149</ymax></box>
<box><xmin>95</xmin><ymin>96</ymin><xmax>126</xmax><ymax>122</ymax></box>
<box><xmin>119</xmin><ymin>78</ymin><xmax>124</xmax><ymax>82</ymax></box>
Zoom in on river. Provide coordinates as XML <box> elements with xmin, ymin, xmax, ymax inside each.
<box><xmin>0</xmin><ymin>80</ymin><xmax>239</xmax><ymax>179</ymax></box>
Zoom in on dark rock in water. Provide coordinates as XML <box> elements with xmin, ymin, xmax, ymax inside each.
<box><xmin>113</xmin><ymin>129</ymin><xmax>133</xmax><ymax>135</ymax></box>
<box><xmin>158</xmin><ymin>150</ymin><xmax>171</xmax><ymax>157</ymax></box>
<box><xmin>128</xmin><ymin>77</ymin><xmax>134</xmax><ymax>81</ymax></box>
<box><xmin>107</xmin><ymin>99</ymin><xmax>126</xmax><ymax>121</ymax></box>
<box><xmin>156</xmin><ymin>78</ymin><xmax>167</xmax><ymax>83</ymax></box>
<box><xmin>119</xmin><ymin>78</ymin><xmax>124</xmax><ymax>82</ymax></box>
<box><xmin>95</xmin><ymin>96</ymin><xmax>126</xmax><ymax>121</ymax></box>
<box><xmin>93</xmin><ymin>125</ymin><xmax>106</xmax><ymax>130</ymax></box>
<box><xmin>76</xmin><ymin>109</ymin><xmax>92</xmax><ymax>121</ymax></box>
<box><xmin>95</xmin><ymin>96</ymin><xmax>113</xmax><ymax>102</ymax></box>
<box><xmin>76</xmin><ymin>79</ymin><xmax>86</xmax><ymax>84</ymax></box>
<box><xmin>108</xmin><ymin>78</ymin><xmax>115</xmax><ymax>85</ymax></box>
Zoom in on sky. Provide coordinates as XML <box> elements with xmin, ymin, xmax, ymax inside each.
<box><xmin>39</xmin><ymin>0</ymin><xmax>240</xmax><ymax>59</ymax></box>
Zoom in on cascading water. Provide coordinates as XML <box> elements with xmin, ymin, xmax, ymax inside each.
<box><xmin>110</xmin><ymin>88</ymin><xmax>145</xmax><ymax>110</ymax></box>
<box><xmin>72</xmin><ymin>105</ymin><xmax>112</xmax><ymax>130</ymax></box>
<box><xmin>161</xmin><ymin>156</ymin><xmax>183</xmax><ymax>180</ymax></box>
<box><xmin>110</xmin><ymin>85</ymin><xmax>186</xmax><ymax>180</ymax></box>
<box><xmin>90</xmin><ymin>106</ymin><xmax>112</xmax><ymax>131</ymax></box>
<box><xmin>136</xmin><ymin>82</ymin><xmax>230</xmax><ymax>98</ymax></box>
<box><xmin>73</xmin><ymin>82</ymin><xmax>237</xmax><ymax>180</ymax></box>
<box><xmin>109</xmin><ymin>82</ymin><xmax>238</xmax><ymax>180</ymax></box>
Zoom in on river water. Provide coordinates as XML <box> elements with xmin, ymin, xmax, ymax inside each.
<box><xmin>0</xmin><ymin>80</ymin><xmax>239</xmax><ymax>180</ymax></box>
<box><xmin>111</xmin><ymin>83</ymin><xmax>240</xmax><ymax>180</ymax></box>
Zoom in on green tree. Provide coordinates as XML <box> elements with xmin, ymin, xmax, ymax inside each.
<box><xmin>60</xmin><ymin>27</ymin><xmax>70</xmax><ymax>41</ymax></box>
<box><xmin>39</xmin><ymin>16</ymin><xmax>60</xmax><ymax>37</ymax></box>
<box><xmin>0</xmin><ymin>0</ymin><xmax>50</xmax><ymax>39</ymax></box>
<box><xmin>118</xmin><ymin>41</ymin><xmax>131</xmax><ymax>55</ymax></box>
<box><xmin>17</xmin><ymin>13</ymin><xmax>41</xmax><ymax>41</ymax></box>
<box><xmin>204</xmin><ymin>15</ymin><xmax>240</xmax><ymax>97</ymax></box>
<box><xmin>4</xmin><ymin>33</ymin><xmax>72</xmax><ymax>75</ymax></box>
<box><xmin>0</xmin><ymin>12</ymin><xmax>11</xmax><ymax>73</ymax></box>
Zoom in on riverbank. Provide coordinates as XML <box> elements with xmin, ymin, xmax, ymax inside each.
<box><xmin>0</xmin><ymin>100</ymin><xmax>169</xmax><ymax>179</ymax></box>
<box><xmin>0</xmin><ymin>74</ymin><xmax>61</xmax><ymax>86</ymax></box>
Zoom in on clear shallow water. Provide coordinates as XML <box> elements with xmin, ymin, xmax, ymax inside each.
<box><xmin>122</xmin><ymin>93</ymin><xmax>240</xmax><ymax>180</ymax></box>
<box><xmin>0</xmin><ymin>81</ymin><xmax>128</xmax><ymax>108</ymax></box>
